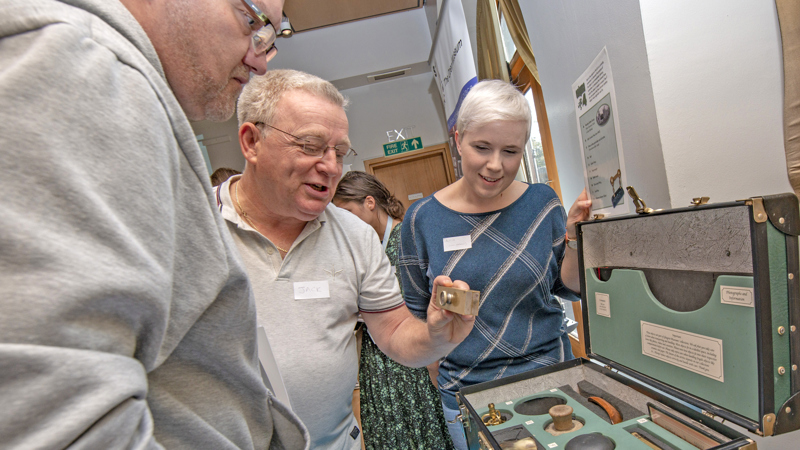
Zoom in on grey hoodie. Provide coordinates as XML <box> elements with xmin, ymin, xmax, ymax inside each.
<box><xmin>0</xmin><ymin>0</ymin><xmax>307</xmax><ymax>448</ymax></box>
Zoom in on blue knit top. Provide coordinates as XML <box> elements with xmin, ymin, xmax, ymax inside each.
<box><xmin>399</xmin><ymin>183</ymin><xmax>578</xmax><ymax>409</ymax></box>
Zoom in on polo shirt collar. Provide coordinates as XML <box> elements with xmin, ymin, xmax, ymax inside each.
<box><xmin>217</xmin><ymin>175</ymin><xmax>328</xmax><ymax>238</ymax></box>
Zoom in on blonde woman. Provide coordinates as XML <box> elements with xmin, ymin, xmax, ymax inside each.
<box><xmin>399</xmin><ymin>80</ymin><xmax>592</xmax><ymax>449</ymax></box>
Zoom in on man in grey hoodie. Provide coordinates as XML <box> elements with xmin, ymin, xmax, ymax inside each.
<box><xmin>0</xmin><ymin>0</ymin><xmax>308</xmax><ymax>448</ymax></box>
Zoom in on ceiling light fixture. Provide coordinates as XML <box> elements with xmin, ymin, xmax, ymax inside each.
<box><xmin>280</xmin><ymin>14</ymin><xmax>293</xmax><ymax>37</ymax></box>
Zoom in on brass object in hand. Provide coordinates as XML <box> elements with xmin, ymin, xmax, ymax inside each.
<box><xmin>436</xmin><ymin>286</ymin><xmax>480</xmax><ymax>316</ymax></box>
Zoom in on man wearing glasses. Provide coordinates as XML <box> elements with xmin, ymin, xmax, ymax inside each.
<box><xmin>0</xmin><ymin>0</ymin><xmax>307</xmax><ymax>448</ymax></box>
<box><xmin>216</xmin><ymin>69</ymin><xmax>476</xmax><ymax>449</ymax></box>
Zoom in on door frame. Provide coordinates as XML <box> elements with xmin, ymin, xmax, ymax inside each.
<box><xmin>363</xmin><ymin>142</ymin><xmax>456</xmax><ymax>185</ymax></box>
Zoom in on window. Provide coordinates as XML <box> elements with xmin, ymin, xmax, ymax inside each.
<box><xmin>499</xmin><ymin>8</ymin><xmax>577</xmax><ymax>334</ymax></box>
<box><xmin>498</xmin><ymin>11</ymin><xmax>563</xmax><ymax>201</ymax></box>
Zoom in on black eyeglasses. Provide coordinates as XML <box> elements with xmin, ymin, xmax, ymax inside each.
<box><xmin>239</xmin><ymin>0</ymin><xmax>278</xmax><ymax>62</ymax></box>
<box><xmin>254</xmin><ymin>122</ymin><xmax>357</xmax><ymax>164</ymax></box>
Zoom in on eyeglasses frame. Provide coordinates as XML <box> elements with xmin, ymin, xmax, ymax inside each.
<box><xmin>253</xmin><ymin>122</ymin><xmax>357</xmax><ymax>163</ymax></box>
<box><xmin>239</xmin><ymin>0</ymin><xmax>278</xmax><ymax>58</ymax></box>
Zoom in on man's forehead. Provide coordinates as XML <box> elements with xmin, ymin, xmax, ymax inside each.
<box><xmin>270</xmin><ymin>90</ymin><xmax>349</xmax><ymax>139</ymax></box>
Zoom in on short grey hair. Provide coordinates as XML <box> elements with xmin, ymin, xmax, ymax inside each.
<box><xmin>236</xmin><ymin>69</ymin><xmax>349</xmax><ymax>127</ymax></box>
<box><xmin>456</xmin><ymin>80</ymin><xmax>531</xmax><ymax>143</ymax></box>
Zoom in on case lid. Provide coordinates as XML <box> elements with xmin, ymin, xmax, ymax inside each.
<box><xmin>577</xmin><ymin>201</ymin><xmax>763</xmax><ymax>430</ymax></box>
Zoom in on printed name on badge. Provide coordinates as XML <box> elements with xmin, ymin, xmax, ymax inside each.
<box><xmin>443</xmin><ymin>235</ymin><xmax>472</xmax><ymax>252</ymax></box>
<box><xmin>293</xmin><ymin>281</ymin><xmax>330</xmax><ymax>300</ymax></box>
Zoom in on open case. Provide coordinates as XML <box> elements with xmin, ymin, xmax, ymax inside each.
<box><xmin>456</xmin><ymin>193</ymin><xmax>800</xmax><ymax>450</ymax></box>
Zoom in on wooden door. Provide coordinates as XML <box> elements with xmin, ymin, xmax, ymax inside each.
<box><xmin>363</xmin><ymin>143</ymin><xmax>455</xmax><ymax>211</ymax></box>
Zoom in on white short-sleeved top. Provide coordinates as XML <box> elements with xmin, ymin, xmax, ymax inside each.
<box><xmin>215</xmin><ymin>176</ymin><xmax>403</xmax><ymax>449</ymax></box>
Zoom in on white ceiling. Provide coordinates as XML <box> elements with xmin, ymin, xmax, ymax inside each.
<box><xmin>283</xmin><ymin>0</ymin><xmax>422</xmax><ymax>33</ymax></box>
<box><xmin>267</xmin><ymin>7</ymin><xmax>435</xmax><ymax>88</ymax></box>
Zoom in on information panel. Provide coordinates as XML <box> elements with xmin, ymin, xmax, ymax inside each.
<box><xmin>572</xmin><ymin>47</ymin><xmax>631</xmax><ymax>217</ymax></box>
<box><xmin>641</xmin><ymin>321</ymin><xmax>724</xmax><ymax>382</ymax></box>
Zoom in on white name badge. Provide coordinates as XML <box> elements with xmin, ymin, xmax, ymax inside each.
<box><xmin>443</xmin><ymin>235</ymin><xmax>472</xmax><ymax>252</ymax></box>
<box><xmin>293</xmin><ymin>281</ymin><xmax>330</xmax><ymax>300</ymax></box>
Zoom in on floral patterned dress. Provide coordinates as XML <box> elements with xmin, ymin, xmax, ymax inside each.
<box><xmin>359</xmin><ymin>224</ymin><xmax>455</xmax><ymax>450</ymax></box>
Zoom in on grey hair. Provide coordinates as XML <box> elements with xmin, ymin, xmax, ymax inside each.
<box><xmin>236</xmin><ymin>69</ymin><xmax>349</xmax><ymax>127</ymax></box>
<box><xmin>455</xmin><ymin>80</ymin><xmax>531</xmax><ymax>144</ymax></box>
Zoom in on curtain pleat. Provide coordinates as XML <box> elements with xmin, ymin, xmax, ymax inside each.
<box><xmin>776</xmin><ymin>0</ymin><xmax>800</xmax><ymax>197</ymax></box>
<box><xmin>498</xmin><ymin>0</ymin><xmax>540</xmax><ymax>86</ymax></box>
<box><xmin>476</xmin><ymin>0</ymin><xmax>509</xmax><ymax>81</ymax></box>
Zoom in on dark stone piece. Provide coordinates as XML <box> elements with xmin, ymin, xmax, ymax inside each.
<box><xmin>564</xmin><ymin>432</ymin><xmax>615</xmax><ymax>450</ymax></box>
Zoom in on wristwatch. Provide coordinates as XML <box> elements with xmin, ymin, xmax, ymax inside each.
<box><xmin>566</xmin><ymin>234</ymin><xmax>578</xmax><ymax>250</ymax></box>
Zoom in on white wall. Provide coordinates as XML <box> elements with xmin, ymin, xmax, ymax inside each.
<box><xmin>197</xmin><ymin>116</ymin><xmax>245</xmax><ymax>172</ymax></box>
<box><xmin>640</xmin><ymin>0</ymin><xmax>790</xmax><ymax>206</ymax></box>
<box><xmin>343</xmin><ymin>72</ymin><xmax>448</xmax><ymax>170</ymax></box>
<box><xmin>517</xmin><ymin>0</ymin><xmax>670</xmax><ymax>210</ymax></box>
<box><xmin>460</xmin><ymin>0</ymin><xmax>478</xmax><ymax>74</ymax></box>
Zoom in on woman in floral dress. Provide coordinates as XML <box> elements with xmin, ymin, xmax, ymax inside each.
<box><xmin>334</xmin><ymin>171</ymin><xmax>454</xmax><ymax>450</ymax></box>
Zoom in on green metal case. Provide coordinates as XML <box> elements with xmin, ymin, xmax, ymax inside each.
<box><xmin>457</xmin><ymin>193</ymin><xmax>799</xmax><ymax>449</ymax></box>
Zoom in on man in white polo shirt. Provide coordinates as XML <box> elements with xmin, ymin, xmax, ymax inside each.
<box><xmin>214</xmin><ymin>69</ymin><xmax>476</xmax><ymax>449</ymax></box>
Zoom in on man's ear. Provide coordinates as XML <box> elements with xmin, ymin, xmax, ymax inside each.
<box><xmin>364</xmin><ymin>195</ymin><xmax>376</xmax><ymax>211</ymax></box>
<box><xmin>239</xmin><ymin>123</ymin><xmax>261</xmax><ymax>165</ymax></box>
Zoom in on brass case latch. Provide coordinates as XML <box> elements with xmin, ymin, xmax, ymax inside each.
<box><xmin>761</xmin><ymin>413</ymin><xmax>776</xmax><ymax>436</ymax></box>
<box><xmin>627</xmin><ymin>186</ymin><xmax>655</xmax><ymax>214</ymax></box>
<box><xmin>752</xmin><ymin>198</ymin><xmax>767</xmax><ymax>223</ymax></box>
<box><xmin>739</xmin><ymin>197</ymin><xmax>768</xmax><ymax>223</ymax></box>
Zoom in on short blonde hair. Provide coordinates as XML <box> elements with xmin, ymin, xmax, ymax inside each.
<box><xmin>236</xmin><ymin>69</ymin><xmax>349</xmax><ymax>127</ymax></box>
<box><xmin>456</xmin><ymin>80</ymin><xmax>531</xmax><ymax>143</ymax></box>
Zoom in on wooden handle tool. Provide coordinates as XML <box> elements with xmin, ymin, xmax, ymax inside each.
<box><xmin>588</xmin><ymin>396</ymin><xmax>623</xmax><ymax>424</ymax></box>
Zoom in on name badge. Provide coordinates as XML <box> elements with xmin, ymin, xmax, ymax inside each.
<box><xmin>293</xmin><ymin>281</ymin><xmax>330</xmax><ymax>300</ymax></box>
<box><xmin>443</xmin><ymin>235</ymin><xmax>472</xmax><ymax>252</ymax></box>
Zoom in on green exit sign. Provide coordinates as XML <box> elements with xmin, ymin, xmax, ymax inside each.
<box><xmin>383</xmin><ymin>137</ymin><xmax>423</xmax><ymax>156</ymax></box>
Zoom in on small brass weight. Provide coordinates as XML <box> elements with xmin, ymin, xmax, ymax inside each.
<box><xmin>482</xmin><ymin>403</ymin><xmax>507</xmax><ymax>426</ymax></box>
<box><xmin>436</xmin><ymin>286</ymin><xmax>481</xmax><ymax>316</ymax></box>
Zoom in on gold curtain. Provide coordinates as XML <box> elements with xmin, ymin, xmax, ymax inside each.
<box><xmin>776</xmin><ymin>0</ymin><xmax>800</xmax><ymax>197</ymax></box>
<box><xmin>498</xmin><ymin>0</ymin><xmax>540</xmax><ymax>85</ymax></box>
<box><xmin>476</xmin><ymin>0</ymin><xmax>541</xmax><ymax>85</ymax></box>
<box><xmin>476</xmin><ymin>0</ymin><xmax>509</xmax><ymax>81</ymax></box>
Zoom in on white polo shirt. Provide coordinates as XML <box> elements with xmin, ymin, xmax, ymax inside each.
<box><xmin>215</xmin><ymin>176</ymin><xmax>404</xmax><ymax>449</ymax></box>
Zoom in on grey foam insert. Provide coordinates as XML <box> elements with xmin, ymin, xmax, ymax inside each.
<box><xmin>463</xmin><ymin>364</ymin><xmax>657</xmax><ymax>418</ymax></box>
<box><xmin>581</xmin><ymin>206</ymin><xmax>753</xmax><ymax>273</ymax></box>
